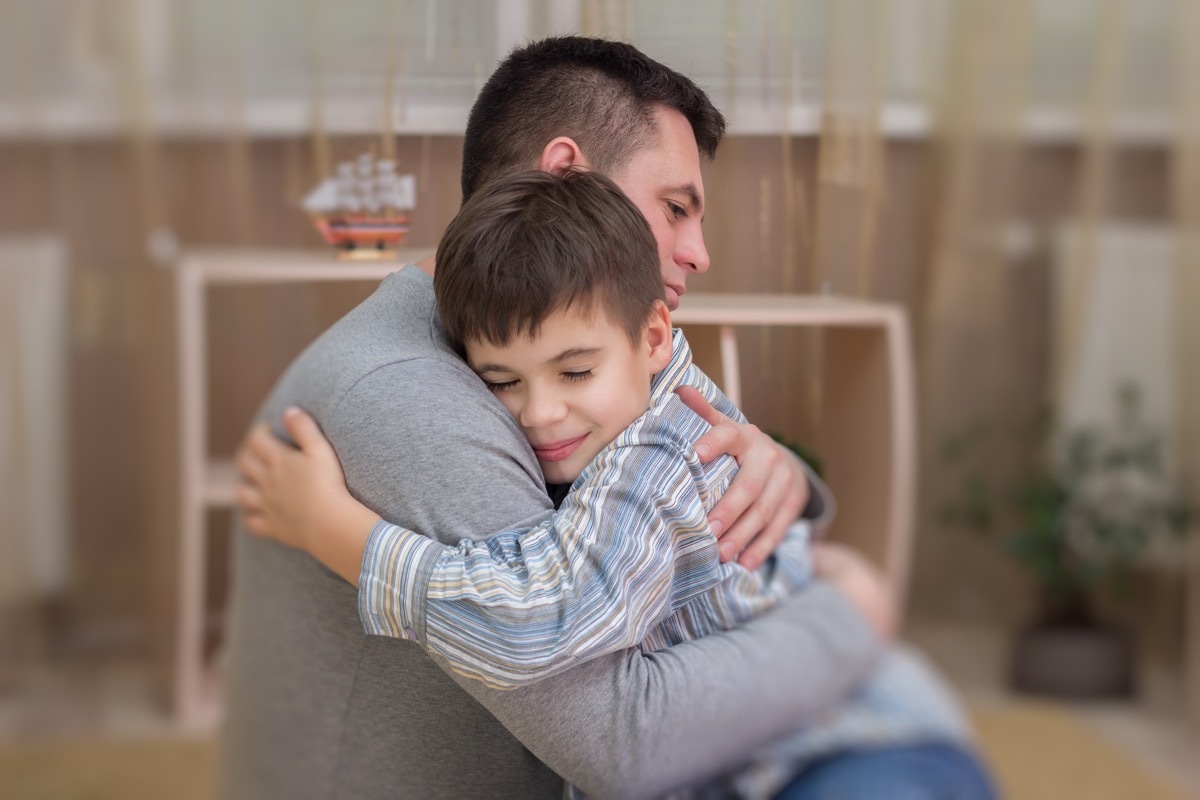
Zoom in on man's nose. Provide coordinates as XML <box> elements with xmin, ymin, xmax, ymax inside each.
<box><xmin>678</xmin><ymin>222</ymin><xmax>710</xmax><ymax>274</ymax></box>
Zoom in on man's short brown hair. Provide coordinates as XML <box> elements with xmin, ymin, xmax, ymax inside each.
<box><xmin>435</xmin><ymin>169</ymin><xmax>666</xmax><ymax>352</ymax></box>
<box><xmin>460</xmin><ymin>36</ymin><xmax>725</xmax><ymax>200</ymax></box>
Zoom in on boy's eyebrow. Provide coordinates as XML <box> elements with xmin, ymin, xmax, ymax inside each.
<box><xmin>550</xmin><ymin>346</ymin><xmax>602</xmax><ymax>364</ymax></box>
<box><xmin>472</xmin><ymin>362</ymin><xmax>512</xmax><ymax>374</ymax></box>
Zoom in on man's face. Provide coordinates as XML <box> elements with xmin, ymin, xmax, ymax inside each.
<box><xmin>466</xmin><ymin>305</ymin><xmax>669</xmax><ymax>485</ymax></box>
<box><xmin>608</xmin><ymin>107</ymin><xmax>710</xmax><ymax>311</ymax></box>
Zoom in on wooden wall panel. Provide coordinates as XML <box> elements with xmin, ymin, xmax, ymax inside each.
<box><xmin>0</xmin><ymin>133</ymin><xmax>1176</xmax><ymax>663</ymax></box>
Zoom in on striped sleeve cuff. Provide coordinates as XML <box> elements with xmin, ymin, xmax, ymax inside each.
<box><xmin>358</xmin><ymin>520</ymin><xmax>442</xmax><ymax>644</ymax></box>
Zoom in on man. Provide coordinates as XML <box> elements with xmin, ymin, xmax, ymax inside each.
<box><xmin>219</xmin><ymin>37</ymin><xmax>888</xmax><ymax>799</ymax></box>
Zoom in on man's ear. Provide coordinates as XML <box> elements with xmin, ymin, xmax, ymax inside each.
<box><xmin>539</xmin><ymin>137</ymin><xmax>590</xmax><ymax>174</ymax></box>
<box><xmin>645</xmin><ymin>300</ymin><xmax>674</xmax><ymax>372</ymax></box>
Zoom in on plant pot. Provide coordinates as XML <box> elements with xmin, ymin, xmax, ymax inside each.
<box><xmin>1009</xmin><ymin>621</ymin><xmax>1135</xmax><ymax>699</ymax></box>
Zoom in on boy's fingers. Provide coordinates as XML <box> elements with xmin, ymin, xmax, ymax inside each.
<box><xmin>236</xmin><ymin>440</ymin><xmax>267</xmax><ymax>485</ymax></box>
<box><xmin>242</xmin><ymin>510</ymin><xmax>272</xmax><ymax>537</ymax></box>
<box><xmin>235</xmin><ymin>483</ymin><xmax>263</xmax><ymax>512</ymax></box>
<box><xmin>282</xmin><ymin>406</ymin><xmax>331</xmax><ymax>457</ymax></box>
<box><xmin>241</xmin><ymin>423</ymin><xmax>278</xmax><ymax>464</ymax></box>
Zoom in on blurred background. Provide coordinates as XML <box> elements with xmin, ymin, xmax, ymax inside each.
<box><xmin>1</xmin><ymin>0</ymin><xmax>1198</xmax><ymax>797</ymax></box>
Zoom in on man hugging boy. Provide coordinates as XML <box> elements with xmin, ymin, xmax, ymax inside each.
<box><xmin>238</xmin><ymin>169</ymin><xmax>991</xmax><ymax>799</ymax></box>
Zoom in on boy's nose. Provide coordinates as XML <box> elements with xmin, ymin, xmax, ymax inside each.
<box><xmin>519</xmin><ymin>391</ymin><xmax>567</xmax><ymax>428</ymax></box>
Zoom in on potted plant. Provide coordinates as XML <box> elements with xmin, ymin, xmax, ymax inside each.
<box><xmin>941</xmin><ymin>383</ymin><xmax>1190</xmax><ymax>698</ymax></box>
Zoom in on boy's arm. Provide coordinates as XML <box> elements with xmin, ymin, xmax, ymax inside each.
<box><xmin>360</xmin><ymin>407</ymin><xmax>723</xmax><ymax>688</ymax></box>
<box><xmin>243</xmin><ymin>401</ymin><xmax>729</xmax><ymax>689</ymax></box>
<box><xmin>237</xmin><ymin>410</ymin><xmax>384</xmax><ymax>586</ymax></box>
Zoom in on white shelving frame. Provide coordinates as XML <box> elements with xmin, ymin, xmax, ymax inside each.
<box><xmin>673</xmin><ymin>293</ymin><xmax>917</xmax><ymax>615</ymax></box>
<box><xmin>172</xmin><ymin>248</ymin><xmax>431</xmax><ymax>727</ymax></box>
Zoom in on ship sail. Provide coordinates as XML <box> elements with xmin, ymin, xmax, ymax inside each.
<box><xmin>305</xmin><ymin>152</ymin><xmax>416</xmax><ymax>259</ymax></box>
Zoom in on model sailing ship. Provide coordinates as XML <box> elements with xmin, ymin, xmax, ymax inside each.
<box><xmin>304</xmin><ymin>153</ymin><xmax>416</xmax><ymax>260</ymax></box>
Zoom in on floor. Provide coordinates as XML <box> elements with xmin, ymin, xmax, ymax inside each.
<box><xmin>906</xmin><ymin>621</ymin><xmax>1200</xmax><ymax>799</ymax></box>
<box><xmin>2</xmin><ymin>622</ymin><xmax>1198</xmax><ymax>798</ymax></box>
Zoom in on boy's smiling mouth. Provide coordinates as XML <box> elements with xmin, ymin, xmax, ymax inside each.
<box><xmin>532</xmin><ymin>434</ymin><xmax>589</xmax><ymax>463</ymax></box>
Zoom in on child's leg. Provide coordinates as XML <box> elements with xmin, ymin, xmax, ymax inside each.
<box><xmin>728</xmin><ymin>645</ymin><xmax>979</xmax><ymax>798</ymax></box>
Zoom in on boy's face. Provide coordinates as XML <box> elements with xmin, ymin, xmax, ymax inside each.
<box><xmin>608</xmin><ymin>106</ymin><xmax>710</xmax><ymax>311</ymax></box>
<box><xmin>467</xmin><ymin>303</ymin><xmax>674</xmax><ymax>485</ymax></box>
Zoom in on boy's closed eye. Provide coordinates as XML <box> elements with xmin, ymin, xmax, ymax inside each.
<box><xmin>562</xmin><ymin>369</ymin><xmax>594</xmax><ymax>383</ymax></box>
<box><xmin>485</xmin><ymin>378</ymin><xmax>520</xmax><ymax>393</ymax></box>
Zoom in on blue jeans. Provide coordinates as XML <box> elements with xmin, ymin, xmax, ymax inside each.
<box><xmin>774</xmin><ymin>742</ymin><xmax>998</xmax><ymax>800</ymax></box>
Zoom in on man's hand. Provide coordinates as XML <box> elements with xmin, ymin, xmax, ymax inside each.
<box><xmin>811</xmin><ymin>542</ymin><xmax>896</xmax><ymax>639</ymax></box>
<box><xmin>675</xmin><ymin>386</ymin><xmax>809</xmax><ymax>570</ymax></box>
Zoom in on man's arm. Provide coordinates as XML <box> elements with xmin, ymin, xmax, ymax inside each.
<box><xmin>459</xmin><ymin>583</ymin><xmax>881</xmax><ymax>798</ymax></box>
<box><xmin>329</xmin><ymin>362</ymin><xmax>885</xmax><ymax>796</ymax></box>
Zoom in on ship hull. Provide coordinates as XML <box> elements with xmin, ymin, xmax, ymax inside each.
<box><xmin>311</xmin><ymin>214</ymin><xmax>411</xmax><ymax>259</ymax></box>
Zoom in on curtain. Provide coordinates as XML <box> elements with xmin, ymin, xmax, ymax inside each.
<box><xmin>3</xmin><ymin>0</ymin><xmax>1196</xmax><ymax>720</ymax></box>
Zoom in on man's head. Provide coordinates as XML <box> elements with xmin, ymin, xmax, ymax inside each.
<box><xmin>436</xmin><ymin>169</ymin><xmax>674</xmax><ymax>483</ymax></box>
<box><xmin>460</xmin><ymin>36</ymin><xmax>726</xmax><ymax>310</ymax></box>
<box><xmin>462</xmin><ymin>36</ymin><xmax>725</xmax><ymax>200</ymax></box>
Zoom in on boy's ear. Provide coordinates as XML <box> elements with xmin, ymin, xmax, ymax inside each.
<box><xmin>645</xmin><ymin>300</ymin><xmax>674</xmax><ymax>372</ymax></box>
<box><xmin>539</xmin><ymin>137</ymin><xmax>591</xmax><ymax>174</ymax></box>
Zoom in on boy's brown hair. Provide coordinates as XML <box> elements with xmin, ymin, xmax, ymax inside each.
<box><xmin>435</xmin><ymin>169</ymin><xmax>666</xmax><ymax>351</ymax></box>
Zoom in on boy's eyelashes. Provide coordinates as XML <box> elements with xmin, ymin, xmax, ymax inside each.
<box><xmin>666</xmin><ymin>200</ymin><xmax>687</xmax><ymax>220</ymax></box>
<box><xmin>481</xmin><ymin>369</ymin><xmax>595</xmax><ymax>393</ymax></box>
<box><xmin>484</xmin><ymin>379</ymin><xmax>519</xmax><ymax>393</ymax></box>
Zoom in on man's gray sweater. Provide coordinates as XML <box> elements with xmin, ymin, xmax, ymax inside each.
<box><xmin>218</xmin><ymin>266</ymin><xmax>882</xmax><ymax>799</ymax></box>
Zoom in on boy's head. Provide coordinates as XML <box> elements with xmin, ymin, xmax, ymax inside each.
<box><xmin>461</xmin><ymin>36</ymin><xmax>725</xmax><ymax>310</ymax></box>
<box><xmin>436</xmin><ymin>169</ymin><xmax>674</xmax><ymax>484</ymax></box>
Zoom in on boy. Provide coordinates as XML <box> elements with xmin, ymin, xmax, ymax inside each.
<box><xmin>239</xmin><ymin>169</ymin><xmax>989</xmax><ymax>798</ymax></box>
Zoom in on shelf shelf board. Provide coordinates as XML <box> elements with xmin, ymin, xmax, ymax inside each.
<box><xmin>177</xmin><ymin>248</ymin><xmax>433</xmax><ymax>285</ymax></box>
<box><xmin>202</xmin><ymin>459</ymin><xmax>239</xmax><ymax>508</ymax></box>
<box><xmin>674</xmin><ymin>293</ymin><xmax>904</xmax><ymax>327</ymax></box>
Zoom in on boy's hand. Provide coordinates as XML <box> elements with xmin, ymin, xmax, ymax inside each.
<box><xmin>236</xmin><ymin>407</ymin><xmax>378</xmax><ymax>583</ymax></box>
<box><xmin>675</xmin><ymin>386</ymin><xmax>808</xmax><ymax>571</ymax></box>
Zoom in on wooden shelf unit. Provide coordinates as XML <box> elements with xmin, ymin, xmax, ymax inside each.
<box><xmin>172</xmin><ymin>248</ymin><xmax>432</xmax><ymax>728</ymax></box>
<box><xmin>673</xmin><ymin>293</ymin><xmax>917</xmax><ymax>616</ymax></box>
<box><xmin>171</xmin><ymin>249</ymin><xmax>917</xmax><ymax>728</ymax></box>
